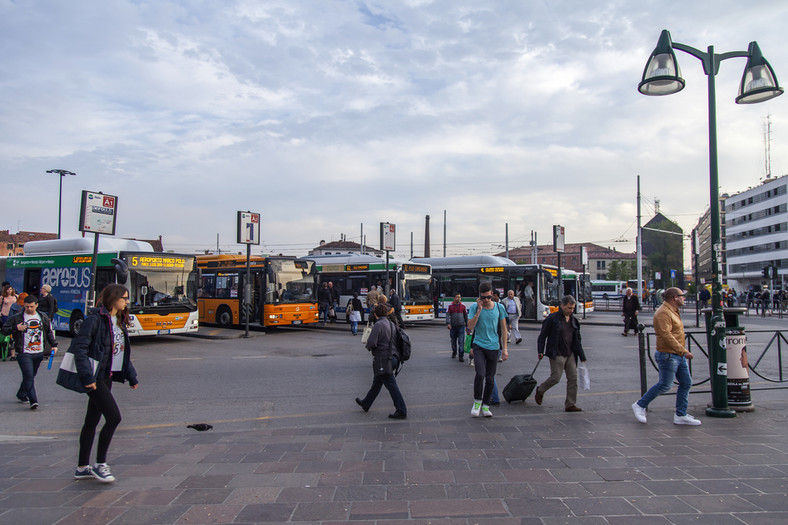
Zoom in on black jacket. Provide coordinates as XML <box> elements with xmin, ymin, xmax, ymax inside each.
<box><xmin>2</xmin><ymin>311</ymin><xmax>57</xmax><ymax>353</ymax></box>
<box><xmin>537</xmin><ymin>310</ymin><xmax>586</xmax><ymax>362</ymax></box>
<box><xmin>71</xmin><ymin>307</ymin><xmax>138</xmax><ymax>387</ymax></box>
<box><xmin>389</xmin><ymin>292</ymin><xmax>401</xmax><ymax>314</ymax></box>
<box><xmin>37</xmin><ymin>294</ymin><xmax>57</xmax><ymax>320</ymax></box>
<box><xmin>622</xmin><ymin>295</ymin><xmax>640</xmax><ymax>315</ymax></box>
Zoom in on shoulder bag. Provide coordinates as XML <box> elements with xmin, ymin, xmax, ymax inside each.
<box><xmin>360</xmin><ymin>320</ymin><xmax>372</xmax><ymax>344</ymax></box>
<box><xmin>56</xmin><ymin>317</ymin><xmax>100</xmax><ymax>394</ymax></box>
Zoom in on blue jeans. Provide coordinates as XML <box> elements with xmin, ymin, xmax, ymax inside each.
<box><xmin>637</xmin><ymin>351</ymin><xmax>692</xmax><ymax>417</ymax></box>
<box><xmin>491</xmin><ymin>378</ymin><xmax>500</xmax><ymax>404</ymax></box>
<box><xmin>472</xmin><ymin>344</ymin><xmax>499</xmax><ymax>405</ymax></box>
<box><xmin>449</xmin><ymin>325</ymin><xmax>465</xmax><ymax>356</ymax></box>
<box><xmin>319</xmin><ymin>304</ymin><xmax>329</xmax><ymax>323</ymax></box>
<box><xmin>16</xmin><ymin>352</ymin><xmax>44</xmax><ymax>404</ymax></box>
<box><xmin>351</xmin><ymin>320</ymin><xmax>358</xmax><ymax>335</ymax></box>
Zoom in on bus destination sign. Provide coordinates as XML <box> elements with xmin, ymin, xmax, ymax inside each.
<box><xmin>346</xmin><ymin>264</ymin><xmax>370</xmax><ymax>271</ymax></box>
<box><xmin>403</xmin><ymin>264</ymin><xmax>429</xmax><ymax>274</ymax></box>
<box><xmin>480</xmin><ymin>267</ymin><xmax>505</xmax><ymax>273</ymax></box>
<box><xmin>130</xmin><ymin>255</ymin><xmax>187</xmax><ymax>269</ymax></box>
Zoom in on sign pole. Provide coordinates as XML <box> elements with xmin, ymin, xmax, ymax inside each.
<box><xmin>237</xmin><ymin>211</ymin><xmax>261</xmax><ymax>337</ymax></box>
<box><xmin>78</xmin><ymin>190</ymin><xmax>118</xmax><ymax>309</ymax></box>
<box><xmin>87</xmin><ymin>233</ymin><xmax>100</xmax><ymax>309</ymax></box>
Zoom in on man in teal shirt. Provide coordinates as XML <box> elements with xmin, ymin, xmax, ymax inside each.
<box><xmin>468</xmin><ymin>282</ymin><xmax>508</xmax><ymax>417</ymax></box>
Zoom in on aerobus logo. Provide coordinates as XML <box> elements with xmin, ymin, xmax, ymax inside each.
<box><xmin>41</xmin><ymin>267</ymin><xmax>92</xmax><ymax>289</ymax></box>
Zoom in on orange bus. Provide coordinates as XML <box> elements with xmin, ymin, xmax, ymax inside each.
<box><xmin>196</xmin><ymin>254</ymin><xmax>318</xmax><ymax>327</ymax></box>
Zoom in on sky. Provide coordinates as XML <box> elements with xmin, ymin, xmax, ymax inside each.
<box><xmin>1</xmin><ymin>0</ymin><xmax>787</xmax><ymax>263</ymax></box>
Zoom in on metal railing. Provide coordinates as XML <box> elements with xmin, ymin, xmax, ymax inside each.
<box><xmin>639</xmin><ymin>327</ymin><xmax>788</xmax><ymax>393</ymax></box>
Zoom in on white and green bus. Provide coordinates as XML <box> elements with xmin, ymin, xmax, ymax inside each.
<box><xmin>0</xmin><ymin>238</ymin><xmax>199</xmax><ymax>336</ymax></box>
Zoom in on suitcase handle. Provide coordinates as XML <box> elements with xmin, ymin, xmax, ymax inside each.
<box><xmin>530</xmin><ymin>358</ymin><xmax>542</xmax><ymax>377</ymax></box>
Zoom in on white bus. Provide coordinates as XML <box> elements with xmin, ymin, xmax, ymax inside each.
<box><xmin>304</xmin><ymin>254</ymin><xmax>434</xmax><ymax>323</ymax></box>
<box><xmin>417</xmin><ymin>255</ymin><xmax>560</xmax><ymax>321</ymax></box>
<box><xmin>590</xmin><ymin>280</ymin><xmax>626</xmax><ymax>300</ymax></box>
<box><xmin>0</xmin><ymin>238</ymin><xmax>199</xmax><ymax>336</ymax></box>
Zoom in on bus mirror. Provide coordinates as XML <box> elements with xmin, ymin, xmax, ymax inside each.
<box><xmin>141</xmin><ymin>286</ymin><xmax>148</xmax><ymax>296</ymax></box>
<box><xmin>539</xmin><ymin>269</ymin><xmax>554</xmax><ymax>283</ymax></box>
<box><xmin>111</xmin><ymin>258</ymin><xmax>129</xmax><ymax>285</ymax></box>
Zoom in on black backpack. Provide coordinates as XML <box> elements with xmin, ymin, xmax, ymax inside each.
<box><xmin>388</xmin><ymin>320</ymin><xmax>411</xmax><ymax>376</ymax></box>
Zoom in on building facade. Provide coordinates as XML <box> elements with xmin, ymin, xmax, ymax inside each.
<box><xmin>725</xmin><ymin>175</ymin><xmax>788</xmax><ymax>291</ymax></box>
<box><xmin>0</xmin><ymin>230</ymin><xmax>58</xmax><ymax>256</ymax></box>
<box><xmin>691</xmin><ymin>196</ymin><xmax>727</xmax><ymax>286</ymax></box>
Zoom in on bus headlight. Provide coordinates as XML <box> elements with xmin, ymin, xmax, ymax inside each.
<box><xmin>268</xmin><ymin>314</ymin><xmax>282</xmax><ymax>320</ymax></box>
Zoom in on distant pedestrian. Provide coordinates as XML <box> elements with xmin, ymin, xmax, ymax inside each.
<box><xmin>72</xmin><ymin>284</ymin><xmax>139</xmax><ymax>483</ymax></box>
<box><xmin>446</xmin><ymin>293</ymin><xmax>468</xmax><ymax>362</ymax></box>
<box><xmin>2</xmin><ymin>295</ymin><xmax>58</xmax><ymax>409</ymax></box>
<box><xmin>699</xmin><ymin>287</ymin><xmax>711</xmax><ymax>309</ymax></box>
<box><xmin>761</xmin><ymin>290</ymin><xmax>771</xmax><ymax>317</ymax></box>
<box><xmin>355</xmin><ymin>303</ymin><xmax>407</xmax><ymax>419</ymax></box>
<box><xmin>347</xmin><ymin>292</ymin><xmax>363</xmax><ymax>335</ymax></box>
<box><xmin>621</xmin><ymin>288</ymin><xmax>640</xmax><ymax>336</ymax></box>
<box><xmin>502</xmin><ymin>290</ymin><xmax>523</xmax><ymax>344</ymax></box>
<box><xmin>534</xmin><ymin>295</ymin><xmax>586</xmax><ymax>412</ymax></box>
<box><xmin>523</xmin><ymin>281</ymin><xmax>535</xmax><ymax>318</ymax></box>
<box><xmin>1</xmin><ymin>284</ymin><xmax>21</xmax><ymax>359</ymax></box>
<box><xmin>467</xmin><ymin>282</ymin><xmax>508</xmax><ymax>418</ymax></box>
<box><xmin>389</xmin><ymin>288</ymin><xmax>403</xmax><ymax>326</ymax></box>
<box><xmin>38</xmin><ymin>284</ymin><xmax>58</xmax><ymax>326</ymax></box>
<box><xmin>317</xmin><ymin>283</ymin><xmax>331</xmax><ymax>324</ymax></box>
<box><xmin>328</xmin><ymin>282</ymin><xmax>340</xmax><ymax>322</ymax></box>
<box><xmin>632</xmin><ymin>287</ymin><xmax>700</xmax><ymax>426</ymax></box>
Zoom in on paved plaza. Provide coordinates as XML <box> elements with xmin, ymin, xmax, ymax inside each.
<box><xmin>1</xmin><ymin>310</ymin><xmax>787</xmax><ymax>524</ymax></box>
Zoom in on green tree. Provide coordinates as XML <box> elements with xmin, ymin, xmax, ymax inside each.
<box><xmin>606</xmin><ymin>260</ymin><xmax>621</xmax><ymax>280</ymax></box>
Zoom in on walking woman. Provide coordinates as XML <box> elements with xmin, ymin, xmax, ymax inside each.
<box><xmin>72</xmin><ymin>284</ymin><xmax>139</xmax><ymax>483</ymax></box>
<box><xmin>355</xmin><ymin>303</ymin><xmax>407</xmax><ymax>419</ymax></box>
<box><xmin>347</xmin><ymin>291</ymin><xmax>363</xmax><ymax>335</ymax></box>
<box><xmin>1</xmin><ymin>284</ymin><xmax>20</xmax><ymax>360</ymax></box>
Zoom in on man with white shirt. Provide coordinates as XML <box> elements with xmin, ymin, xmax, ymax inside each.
<box><xmin>2</xmin><ymin>295</ymin><xmax>58</xmax><ymax>410</ymax></box>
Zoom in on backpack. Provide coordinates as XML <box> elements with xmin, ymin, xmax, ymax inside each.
<box><xmin>388</xmin><ymin>320</ymin><xmax>411</xmax><ymax>376</ymax></box>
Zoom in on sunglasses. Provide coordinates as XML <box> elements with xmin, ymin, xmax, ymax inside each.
<box><xmin>480</xmin><ymin>294</ymin><xmax>493</xmax><ymax>300</ymax></box>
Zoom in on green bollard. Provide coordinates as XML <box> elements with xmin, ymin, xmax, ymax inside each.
<box><xmin>703</xmin><ymin>308</ymin><xmax>736</xmax><ymax>418</ymax></box>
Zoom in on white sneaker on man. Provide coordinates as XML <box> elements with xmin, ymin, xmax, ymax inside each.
<box><xmin>631</xmin><ymin>402</ymin><xmax>647</xmax><ymax>424</ymax></box>
<box><xmin>481</xmin><ymin>405</ymin><xmax>493</xmax><ymax>418</ymax></box>
<box><xmin>471</xmin><ymin>400</ymin><xmax>482</xmax><ymax>417</ymax></box>
<box><xmin>673</xmin><ymin>414</ymin><xmax>701</xmax><ymax>426</ymax></box>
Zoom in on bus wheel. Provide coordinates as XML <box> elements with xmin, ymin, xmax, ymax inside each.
<box><xmin>216</xmin><ymin>307</ymin><xmax>233</xmax><ymax>327</ymax></box>
<box><xmin>69</xmin><ymin>311</ymin><xmax>84</xmax><ymax>337</ymax></box>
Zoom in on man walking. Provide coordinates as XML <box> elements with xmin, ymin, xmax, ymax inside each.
<box><xmin>502</xmin><ymin>290</ymin><xmax>523</xmax><ymax>344</ymax></box>
<box><xmin>621</xmin><ymin>287</ymin><xmax>640</xmax><ymax>336</ymax></box>
<box><xmin>534</xmin><ymin>295</ymin><xmax>586</xmax><ymax>412</ymax></box>
<box><xmin>389</xmin><ymin>288</ymin><xmax>403</xmax><ymax>326</ymax></box>
<box><xmin>2</xmin><ymin>295</ymin><xmax>58</xmax><ymax>409</ymax></box>
<box><xmin>632</xmin><ymin>287</ymin><xmax>701</xmax><ymax>426</ymax></box>
<box><xmin>446</xmin><ymin>293</ymin><xmax>468</xmax><ymax>362</ymax></box>
<box><xmin>523</xmin><ymin>281</ymin><xmax>535</xmax><ymax>318</ymax></box>
<box><xmin>468</xmin><ymin>282</ymin><xmax>508</xmax><ymax>417</ymax></box>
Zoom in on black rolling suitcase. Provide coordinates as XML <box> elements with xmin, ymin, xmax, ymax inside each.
<box><xmin>503</xmin><ymin>360</ymin><xmax>541</xmax><ymax>403</ymax></box>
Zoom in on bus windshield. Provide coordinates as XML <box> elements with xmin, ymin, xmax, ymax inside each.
<box><xmin>126</xmin><ymin>255</ymin><xmax>198</xmax><ymax>311</ymax></box>
<box><xmin>402</xmin><ymin>274</ymin><xmax>432</xmax><ymax>304</ymax></box>
<box><xmin>541</xmin><ymin>273</ymin><xmax>561</xmax><ymax>306</ymax></box>
<box><xmin>268</xmin><ymin>259</ymin><xmax>315</xmax><ymax>304</ymax></box>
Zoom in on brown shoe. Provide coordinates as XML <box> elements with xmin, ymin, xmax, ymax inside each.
<box><xmin>534</xmin><ymin>389</ymin><xmax>543</xmax><ymax>405</ymax></box>
<box><xmin>565</xmin><ymin>405</ymin><xmax>582</xmax><ymax>412</ymax></box>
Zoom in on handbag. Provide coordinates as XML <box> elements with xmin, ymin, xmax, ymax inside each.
<box><xmin>361</xmin><ymin>321</ymin><xmax>372</xmax><ymax>344</ymax></box>
<box><xmin>373</xmin><ymin>353</ymin><xmax>394</xmax><ymax>376</ymax></box>
<box><xmin>56</xmin><ymin>351</ymin><xmax>99</xmax><ymax>394</ymax></box>
<box><xmin>464</xmin><ymin>330</ymin><xmax>473</xmax><ymax>354</ymax></box>
<box><xmin>578</xmin><ymin>361</ymin><xmax>591</xmax><ymax>391</ymax></box>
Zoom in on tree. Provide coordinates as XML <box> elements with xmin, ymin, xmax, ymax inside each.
<box><xmin>606</xmin><ymin>260</ymin><xmax>622</xmax><ymax>280</ymax></box>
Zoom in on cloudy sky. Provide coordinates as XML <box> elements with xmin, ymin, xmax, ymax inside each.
<box><xmin>1</xmin><ymin>0</ymin><xmax>786</xmax><ymax>261</ymax></box>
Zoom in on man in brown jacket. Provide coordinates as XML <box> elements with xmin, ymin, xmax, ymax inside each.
<box><xmin>631</xmin><ymin>287</ymin><xmax>701</xmax><ymax>426</ymax></box>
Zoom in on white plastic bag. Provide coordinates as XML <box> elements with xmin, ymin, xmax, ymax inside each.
<box><xmin>578</xmin><ymin>362</ymin><xmax>591</xmax><ymax>391</ymax></box>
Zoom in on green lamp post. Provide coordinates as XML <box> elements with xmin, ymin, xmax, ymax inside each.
<box><xmin>638</xmin><ymin>30</ymin><xmax>783</xmax><ymax>418</ymax></box>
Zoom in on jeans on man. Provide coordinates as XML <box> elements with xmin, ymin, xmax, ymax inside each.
<box><xmin>472</xmin><ymin>345</ymin><xmax>499</xmax><ymax>405</ymax></box>
<box><xmin>319</xmin><ymin>304</ymin><xmax>329</xmax><ymax>323</ymax></box>
<box><xmin>449</xmin><ymin>325</ymin><xmax>465</xmax><ymax>356</ymax></box>
<box><xmin>350</xmin><ymin>320</ymin><xmax>358</xmax><ymax>335</ymax></box>
<box><xmin>16</xmin><ymin>352</ymin><xmax>44</xmax><ymax>404</ymax></box>
<box><xmin>636</xmin><ymin>351</ymin><xmax>692</xmax><ymax>417</ymax></box>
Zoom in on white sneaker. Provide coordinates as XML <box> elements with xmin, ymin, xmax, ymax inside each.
<box><xmin>481</xmin><ymin>405</ymin><xmax>493</xmax><ymax>417</ymax></box>
<box><xmin>632</xmin><ymin>402</ymin><xmax>647</xmax><ymax>424</ymax></box>
<box><xmin>471</xmin><ymin>400</ymin><xmax>482</xmax><ymax>417</ymax></box>
<box><xmin>673</xmin><ymin>414</ymin><xmax>701</xmax><ymax>426</ymax></box>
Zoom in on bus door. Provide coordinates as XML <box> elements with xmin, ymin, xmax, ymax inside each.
<box><xmin>23</xmin><ymin>268</ymin><xmax>42</xmax><ymax>295</ymax></box>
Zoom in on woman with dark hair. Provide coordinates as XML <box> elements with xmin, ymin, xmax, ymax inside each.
<box><xmin>355</xmin><ymin>303</ymin><xmax>407</xmax><ymax>419</ymax></box>
<box><xmin>72</xmin><ymin>284</ymin><xmax>139</xmax><ymax>483</ymax></box>
<box><xmin>1</xmin><ymin>284</ymin><xmax>20</xmax><ymax>360</ymax></box>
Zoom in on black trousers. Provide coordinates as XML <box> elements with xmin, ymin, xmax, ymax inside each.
<box><xmin>78</xmin><ymin>377</ymin><xmax>122</xmax><ymax>466</ymax></box>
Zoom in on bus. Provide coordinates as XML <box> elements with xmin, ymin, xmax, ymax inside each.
<box><xmin>0</xmin><ymin>238</ymin><xmax>199</xmax><ymax>336</ymax></box>
<box><xmin>591</xmin><ymin>280</ymin><xmax>626</xmax><ymax>300</ymax></box>
<box><xmin>417</xmin><ymin>255</ymin><xmax>560</xmax><ymax>321</ymax></box>
<box><xmin>562</xmin><ymin>270</ymin><xmax>594</xmax><ymax>314</ymax></box>
<box><xmin>196</xmin><ymin>254</ymin><xmax>318</xmax><ymax>327</ymax></box>
<box><xmin>303</xmin><ymin>254</ymin><xmax>434</xmax><ymax>323</ymax></box>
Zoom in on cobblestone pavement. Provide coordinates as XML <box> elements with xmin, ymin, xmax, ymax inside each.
<box><xmin>2</xmin><ymin>398</ymin><xmax>788</xmax><ymax>524</ymax></box>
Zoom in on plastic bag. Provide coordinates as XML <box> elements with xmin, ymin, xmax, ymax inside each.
<box><xmin>578</xmin><ymin>361</ymin><xmax>590</xmax><ymax>391</ymax></box>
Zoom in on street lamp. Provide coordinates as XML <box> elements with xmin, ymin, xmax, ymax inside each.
<box><xmin>638</xmin><ymin>30</ymin><xmax>783</xmax><ymax>418</ymax></box>
<box><xmin>46</xmin><ymin>169</ymin><xmax>76</xmax><ymax>239</ymax></box>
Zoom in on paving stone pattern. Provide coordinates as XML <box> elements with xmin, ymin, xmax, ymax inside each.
<box><xmin>2</xmin><ymin>404</ymin><xmax>788</xmax><ymax>524</ymax></box>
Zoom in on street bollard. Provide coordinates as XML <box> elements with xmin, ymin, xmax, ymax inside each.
<box><xmin>637</xmin><ymin>323</ymin><xmax>647</xmax><ymax>396</ymax></box>
<box><xmin>703</xmin><ymin>308</ymin><xmax>737</xmax><ymax>418</ymax></box>
<box><xmin>723</xmin><ymin>308</ymin><xmax>754</xmax><ymax>412</ymax></box>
